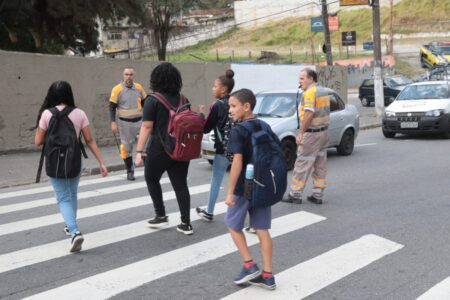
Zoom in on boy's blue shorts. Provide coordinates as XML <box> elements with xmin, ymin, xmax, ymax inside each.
<box><xmin>225</xmin><ymin>195</ymin><xmax>271</xmax><ymax>231</ymax></box>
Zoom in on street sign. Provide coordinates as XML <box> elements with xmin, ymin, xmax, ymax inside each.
<box><xmin>339</xmin><ymin>0</ymin><xmax>369</xmax><ymax>6</ymax></box>
<box><xmin>342</xmin><ymin>31</ymin><xmax>356</xmax><ymax>46</ymax></box>
<box><xmin>311</xmin><ymin>16</ymin><xmax>324</xmax><ymax>32</ymax></box>
<box><xmin>328</xmin><ymin>16</ymin><xmax>339</xmax><ymax>32</ymax></box>
<box><xmin>311</xmin><ymin>16</ymin><xmax>340</xmax><ymax>33</ymax></box>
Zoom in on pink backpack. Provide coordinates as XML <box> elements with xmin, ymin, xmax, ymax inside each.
<box><xmin>152</xmin><ymin>93</ymin><xmax>205</xmax><ymax>161</ymax></box>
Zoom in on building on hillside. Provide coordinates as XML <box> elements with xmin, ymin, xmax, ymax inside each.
<box><xmin>98</xmin><ymin>17</ymin><xmax>151</xmax><ymax>58</ymax></box>
<box><xmin>183</xmin><ymin>8</ymin><xmax>234</xmax><ymax>26</ymax></box>
<box><xmin>234</xmin><ymin>0</ymin><xmax>402</xmax><ymax>27</ymax></box>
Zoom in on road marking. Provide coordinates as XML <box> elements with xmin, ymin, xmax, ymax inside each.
<box><xmin>416</xmin><ymin>277</ymin><xmax>450</xmax><ymax>300</ymax></box>
<box><xmin>0</xmin><ymin>178</ymin><xmax>169</xmax><ymax>215</ymax></box>
<box><xmin>354</xmin><ymin>143</ymin><xmax>377</xmax><ymax>147</ymax></box>
<box><xmin>223</xmin><ymin>234</ymin><xmax>403</xmax><ymax>299</ymax></box>
<box><xmin>0</xmin><ymin>170</ymin><xmax>145</xmax><ymax>200</ymax></box>
<box><xmin>0</xmin><ymin>184</ymin><xmax>210</xmax><ymax>237</ymax></box>
<box><xmin>22</xmin><ymin>211</ymin><xmax>326</xmax><ymax>300</ymax></box>
<box><xmin>0</xmin><ymin>203</ymin><xmax>229</xmax><ymax>274</ymax></box>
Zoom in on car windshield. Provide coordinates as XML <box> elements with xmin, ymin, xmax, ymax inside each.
<box><xmin>386</xmin><ymin>76</ymin><xmax>412</xmax><ymax>87</ymax></box>
<box><xmin>436</xmin><ymin>45</ymin><xmax>450</xmax><ymax>55</ymax></box>
<box><xmin>397</xmin><ymin>83</ymin><xmax>450</xmax><ymax>100</ymax></box>
<box><xmin>255</xmin><ymin>93</ymin><xmax>297</xmax><ymax>117</ymax></box>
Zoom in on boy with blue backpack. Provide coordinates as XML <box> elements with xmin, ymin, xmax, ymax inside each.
<box><xmin>225</xmin><ymin>88</ymin><xmax>287</xmax><ymax>290</ymax></box>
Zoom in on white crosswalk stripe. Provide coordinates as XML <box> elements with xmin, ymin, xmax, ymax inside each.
<box><xmin>0</xmin><ymin>170</ymin><xmax>145</xmax><ymax>200</ymax></box>
<box><xmin>416</xmin><ymin>277</ymin><xmax>450</xmax><ymax>300</ymax></box>
<box><xmin>0</xmin><ymin>177</ymin><xmax>168</xmax><ymax>215</ymax></box>
<box><xmin>0</xmin><ymin>184</ymin><xmax>210</xmax><ymax>236</ymax></box>
<box><xmin>21</xmin><ymin>211</ymin><xmax>326</xmax><ymax>300</ymax></box>
<box><xmin>222</xmin><ymin>234</ymin><xmax>404</xmax><ymax>299</ymax></box>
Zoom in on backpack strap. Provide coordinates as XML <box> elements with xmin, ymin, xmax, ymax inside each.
<box><xmin>152</xmin><ymin>92</ymin><xmax>191</xmax><ymax>113</ymax></box>
<box><xmin>35</xmin><ymin>145</ymin><xmax>45</xmax><ymax>183</ymax></box>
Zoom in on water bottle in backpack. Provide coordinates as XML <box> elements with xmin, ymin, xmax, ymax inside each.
<box><xmin>244</xmin><ymin>163</ymin><xmax>254</xmax><ymax>199</ymax></box>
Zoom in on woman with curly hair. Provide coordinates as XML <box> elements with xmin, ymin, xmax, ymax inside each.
<box><xmin>135</xmin><ymin>62</ymin><xmax>193</xmax><ymax>235</ymax></box>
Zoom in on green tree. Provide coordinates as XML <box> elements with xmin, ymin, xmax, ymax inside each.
<box><xmin>143</xmin><ymin>0</ymin><xmax>199</xmax><ymax>61</ymax></box>
<box><xmin>0</xmin><ymin>0</ymin><xmax>142</xmax><ymax>54</ymax></box>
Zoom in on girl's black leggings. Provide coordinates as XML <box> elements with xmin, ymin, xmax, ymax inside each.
<box><xmin>144</xmin><ymin>149</ymin><xmax>191</xmax><ymax>224</ymax></box>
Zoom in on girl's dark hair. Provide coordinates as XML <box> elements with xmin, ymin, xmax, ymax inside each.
<box><xmin>150</xmin><ymin>62</ymin><xmax>182</xmax><ymax>94</ymax></box>
<box><xmin>35</xmin><ymin>81</ymin><xmax>76</xmax><ymax>128</ymax></box>
<box><xmin>217</xmin><ymin>69</ymin><xmax>235</xmax><ymax>93</ymax></box>
<box><xmin>230</xmin><ymin>88</ymin><xmax>256</xmax><ymax>110</ymax></box>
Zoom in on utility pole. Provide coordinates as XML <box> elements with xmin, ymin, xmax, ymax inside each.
<box><xmin>321</xmin><ymin>0</ymin><xmax>333</xmax><ymax>65</ymax></box>
<box><xmin>371</xmin><ymin>0</ymin><xmax>384</xmax><ymax>117</ymax></box>
<box><xmin>388</xmin><ymin>0</ymin><xmax>394</xmax><ymax>55</ymax></box>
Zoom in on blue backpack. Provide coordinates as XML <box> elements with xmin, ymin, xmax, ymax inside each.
<box><xmin>238</xmin><ymin>120</ymin><xmax>287</xmax><ymax>208</ymax></box>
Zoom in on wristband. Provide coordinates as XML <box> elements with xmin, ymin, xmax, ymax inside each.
<box><xmin>136</xmin><ymin>150</ymin><xmax>144</xmax><ymax>153</ymax></box>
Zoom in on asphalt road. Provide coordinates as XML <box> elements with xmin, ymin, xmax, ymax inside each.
<box><xmin>1</xmin><ymin>128</ymin><xmax>450</xmax><ymax>299</ymax></box>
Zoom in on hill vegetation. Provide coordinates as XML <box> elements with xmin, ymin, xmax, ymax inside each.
<box><xmin>164</xmin><ymin>0</ymin><xmax>450</xmax><ymax>63</ymax></box>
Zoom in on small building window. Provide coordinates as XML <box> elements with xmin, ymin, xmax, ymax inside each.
<box><xmin>107</xmin><ymin>31</ymin><xmax>122</xmax><ymax>40</ymax></box>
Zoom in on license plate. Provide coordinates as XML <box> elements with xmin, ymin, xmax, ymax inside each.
<box><xmin>400</xmin><ymin>122</ymin><xmax>418</xmax><ymax>128</ymax></box>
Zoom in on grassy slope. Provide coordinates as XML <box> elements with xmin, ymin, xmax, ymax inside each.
<box><xmin>163</xmin><ymin>0</ymin><xmax>450</xmax><ymax>63</ymax></box>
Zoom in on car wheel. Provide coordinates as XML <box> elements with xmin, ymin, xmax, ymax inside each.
<box><xmin>281</xmin><ymin>139</ymin><xmax>297</xmax><ymax>171</ymax></box>
<box><xmin>361</xmin><ymin>97</ymin><xmax>370</xmax><ymax>107</ymax></box>
<box><xmin>208</xmin><ymin>159</ymin><xmax>214</xmax><ymax>165</ymax></box>
<box><xmin>382</xmin><ymin>129</ymin><xmax>395</xmax><ymax>138</ymax></box>
<box><xmin>336</xmin><ymin>129</ymin><xmax>354</xmax><ymax>156</ymax></box>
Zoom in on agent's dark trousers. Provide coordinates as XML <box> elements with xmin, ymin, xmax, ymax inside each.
<box><xmin>144</xmin><ymin>150</ymin><xmax>191</xmax><ymax>224</ymax></box>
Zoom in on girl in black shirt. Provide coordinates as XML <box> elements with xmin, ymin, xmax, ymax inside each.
<box><xmin>196</xmin><ymin>69</ymin><xmax>235</xmax><ymax>222</ymax></box>
<box><xmin>135</xmin><ymin>63</ymin><xmax>193</xmax><ymax>235</ymax></box>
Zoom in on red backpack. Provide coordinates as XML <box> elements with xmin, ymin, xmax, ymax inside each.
<box><xmin>152</xmin><ymin>93</ymin><xmax>205</xmax><ymax>161</ymax></box>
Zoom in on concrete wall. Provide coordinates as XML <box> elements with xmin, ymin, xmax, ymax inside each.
<box><xmin>234</xmin><ymin>0</ymin><xmax>402</xmax><ymax>27</ymax></box>
<box><xmin>0</xmin><ymin>50</ymin><xmax>229</xmax><ymax>153</ymax></box>
<box><xmin>0</xmin><ymin>50</ymin><xmax>347</xmax><ymax>152</ymax></box>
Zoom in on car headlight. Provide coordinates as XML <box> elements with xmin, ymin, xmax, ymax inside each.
<box><xmin>385</xmin><ymin>110</ymin><xmax>396</xmax><ymax>117</ymax></box>
<box><xmin>425</xmin><ymin>109</ymin><xmax>445</xmax><ymax>117</ymax></box>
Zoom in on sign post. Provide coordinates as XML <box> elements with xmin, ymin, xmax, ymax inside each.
<box><xmin>341</xmin><ymin>31</ymin><xmax>356</xmax><ymax>58</ymax></box>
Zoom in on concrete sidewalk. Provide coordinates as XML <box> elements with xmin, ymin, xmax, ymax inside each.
<box><xmin>0</xmin><ymin>112</ymin><xmax>381</xmax><ymax>189</ymax></box>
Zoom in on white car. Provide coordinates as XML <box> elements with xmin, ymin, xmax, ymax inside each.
<box><xmin>382</xmin><ymin>81</ymin><xmax>450</xmax><ymax>138</ymax></box>
<box><xmin>201</xmin><ymin>88</ymin><xmax>360</xmax><ymax>170</ymax></box>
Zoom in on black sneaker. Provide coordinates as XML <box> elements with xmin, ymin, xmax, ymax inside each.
<box><xmin>177</xmin><ymin>223</ymin><xmax>194</xmax><ymax>235</ymax></box>
<box><xmin>63</xmin><ymin>226</ymin><xmax>71</xmax><ymax>236</ymax></box>
<box><xmin>307</xmin><ymin>195</ymin><xmax>323</xmax><ymax>204</ymax></box>
<box><xmin>244</xmin><ymin>227</ymin><xmax>256</xmax><ymax>234</ymax></box>
<box><xmin>70</xmin><ymin>232</ymin><xmax>84</xmax><ymax>253</ymax></box>
<box><xmin>281</xmin><ymin>194</ymin><xmax>302</xmax><ymax>204</ymax></box>
<box><xmin>147</xmin><ymin>216</ymin><xmax>169</xmax><ymax>228</ymax></box>
<box><xmin>249</xmin><ymin>274</ymin><xmax>276</xmax><ymax>290</ymax></box>
<box><xmin>195</xmin><ymin>207</ymin><xmax>213</xmax><ymax>222</ymax></box>
<box><xmin>127</xmin><ymin>171</ymin><xmax>135</xmax><ymax>181</ymax></box>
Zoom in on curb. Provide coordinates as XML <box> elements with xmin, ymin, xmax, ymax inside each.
<box><xmin>360</xmin><ymin>123</ymin><xmax>381</xmax><ymax>130</ymax></box>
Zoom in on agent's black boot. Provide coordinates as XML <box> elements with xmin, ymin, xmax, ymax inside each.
<box><xmin>124</xmin><ymin>157</ymin><xmax>135</xmax><ymax>181</ymax></box>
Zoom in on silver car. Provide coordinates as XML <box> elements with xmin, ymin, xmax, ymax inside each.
<box><xmin>201</xmin><ymin>88</ymin><xmax>360</xmax><ymax>170</ymax></box>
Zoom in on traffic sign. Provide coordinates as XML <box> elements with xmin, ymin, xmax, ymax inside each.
<box><xmin>342</xmin><ymin>31</ymin><xmax>356</xmax><ymax>46</ymax></box>
<box><xmin>311</xmin><ymin>16</ymin><xmax>324</xmax><ymax>32</ymax></box>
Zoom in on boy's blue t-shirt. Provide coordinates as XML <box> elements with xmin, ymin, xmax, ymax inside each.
<box><xmin>226</xmin><ymin>120</ymin><xmax>253</xmax><ymax>196</ymax></box>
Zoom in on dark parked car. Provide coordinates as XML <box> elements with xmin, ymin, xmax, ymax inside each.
<box><xmin>414</xmin><ymin>65</ymin><xmax>450</xmax><ymax>82</ymax></box>
<box><xmin>358</xmin><ymin>75</ymin><xmax>412</xmax><ymax>107</ymax></box>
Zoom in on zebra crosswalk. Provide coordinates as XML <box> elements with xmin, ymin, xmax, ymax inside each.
<box><xmin>0</xmin><ymin>169</ymin><xmax>449</xmax><ymax>299</ymax></box>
